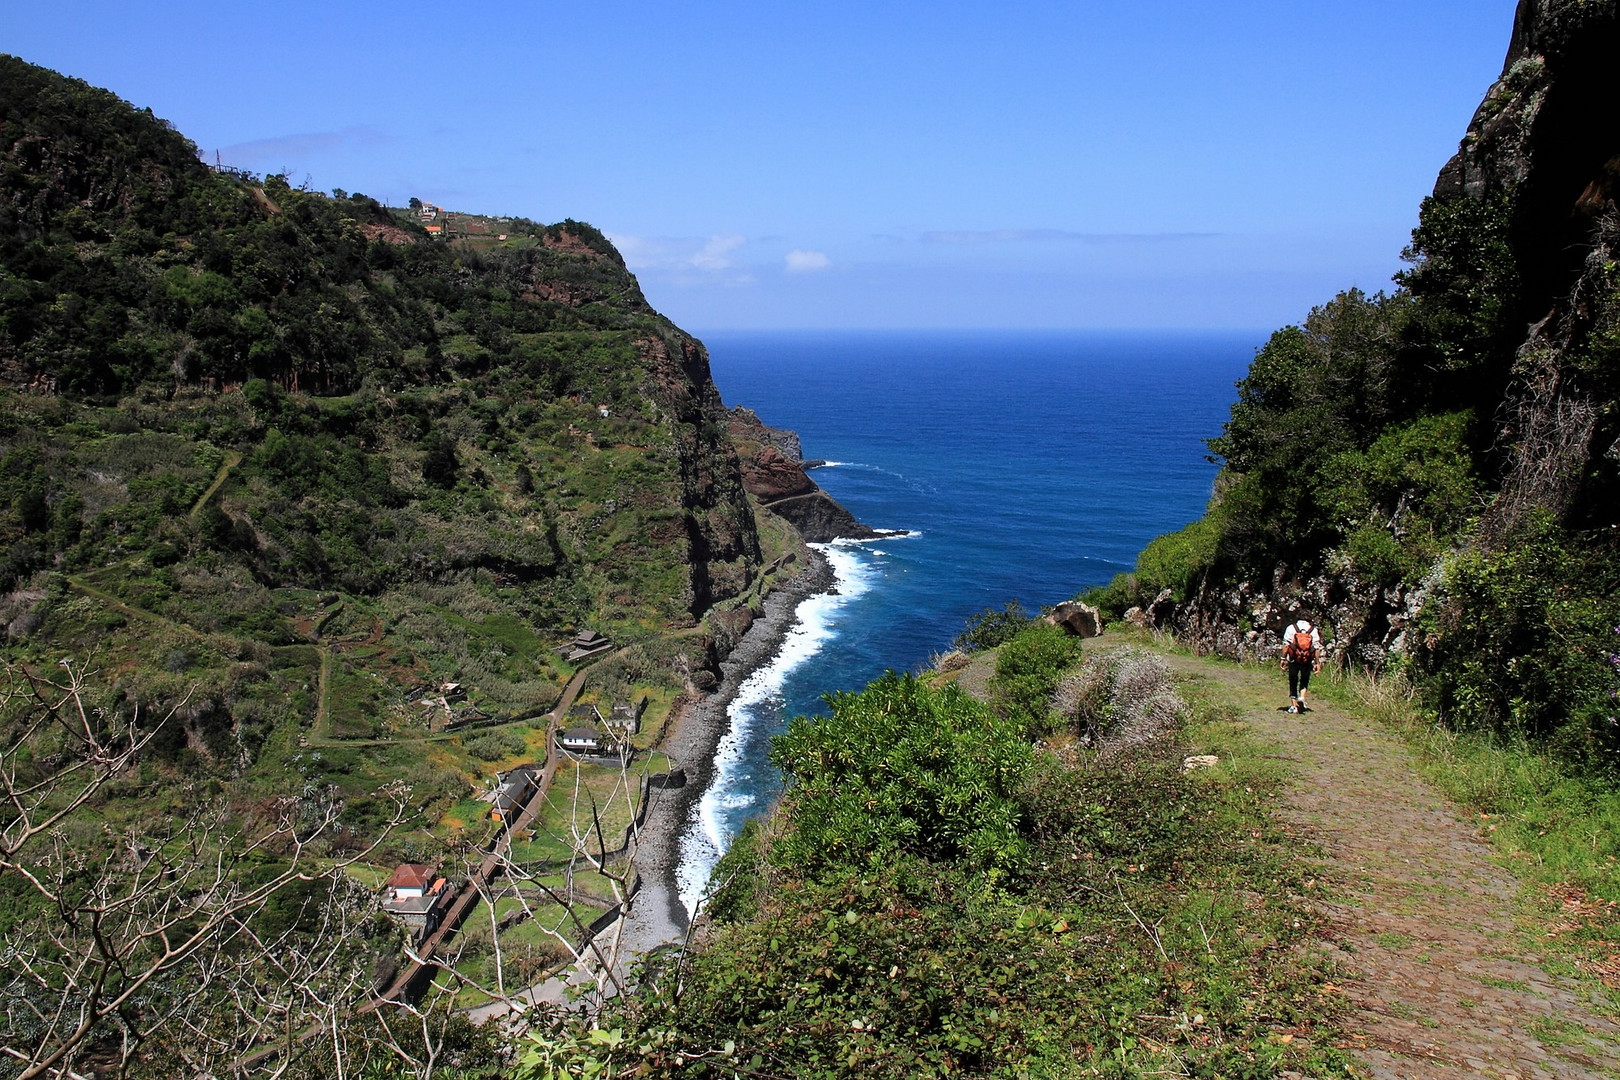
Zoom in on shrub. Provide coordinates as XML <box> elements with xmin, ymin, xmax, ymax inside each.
<box><xmin>952</xmin><ymin>599</ymin><xmax>1030</xmax><ymax>652</ymax></box>
<box><xmin>769</xmin><ymin>673</ymin><xmax>1031</xmax><ymax>874</ymax></box>
<box><xmin>1078</xmin><ymin>572</ymin><xmax>1137</xmax><ymax>621</ymax></box>
<box><xmin>1134</xmin><ymin>516</ymin><xmax>1219</xmax><ymax>602</ymax></box>
<box><xmin>465</xmin><ymin>730</ymin><xmax>527</xmax><ymax>761</ymax></box>
<box><xmin>989</xmin><ymin>622</ymin><xmax>1082</xmax><ymax>735</ymax></box>
<box><xmin>1414</xmin><ymin>514</ymin><xmax>1620</xmax><ymax>769</ymax></box>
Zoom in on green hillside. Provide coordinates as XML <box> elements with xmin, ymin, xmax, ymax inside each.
<box><xmin>0</xmin><ymin>52</ymin><xmax>810</xmax><ymax>852</ymax></box>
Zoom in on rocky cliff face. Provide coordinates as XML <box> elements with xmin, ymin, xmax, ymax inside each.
<box><xmin>1152</xmin><ymin>0</ymin><xmax>1620</xmax><ymax>667</ymax></box>
<box><xmin>1435</xmin><ymin>0</ymin><xmax>1620</xmax><ymax>540</ymax></box>
<box><xmin>727</xmin><ymin>407</ymin><xmax>881</xmax><ymax>543</ymax></box>
<box><xmin>642</xmin><ymin>337</ymin><xmax>764</xmax><ymax>614</ymax></box>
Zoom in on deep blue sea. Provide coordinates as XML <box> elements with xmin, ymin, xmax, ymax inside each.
<box><xmin>675</xmin><ymin>330</ymin><xmax>1260</xmax><ymax>910</ymax></box>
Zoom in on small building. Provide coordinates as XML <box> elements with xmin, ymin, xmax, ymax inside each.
<box><xmin>556</xmin><ymin>629</ymin><xmax>613</xmax><ymax>663</ymax></box>
<box><xmin>385</xmin><ymin>863</ymin><xmax>435</xmax><ymax>899</ymax></box>
<box><xmin>570</xmin><ymin>703</ymin><xmax>604</xmax><ymax>725</ymax></box>
<box><xmin>381</xmin><ymin>864</ymin><xmax>454</xmax><ymax>941</ymax></box>
<box><xmin>609</xmin><ymin>699</ymin><xmax>644</xmax><ymax>734</ymax></box>
<box><xmin>489</xmin><ymin>766</ymin><xmax>539</xmax><ymax>821</ymax></box>
<box><xmin>556</xmin><ymin>726</ymin><xmax>612</xmax><ymax>756</ymax></box>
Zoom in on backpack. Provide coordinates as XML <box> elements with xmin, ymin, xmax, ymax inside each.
<box><xmin>1285</xmin><ymin>625</ymin><xmax>1316</xmax><ymax>663</ymax></box>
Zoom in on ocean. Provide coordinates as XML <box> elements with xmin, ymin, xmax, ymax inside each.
<box><xmin>675</xmin><ymin>330</ymin><xmax>1261</xmax><ymax>912</ymax></box>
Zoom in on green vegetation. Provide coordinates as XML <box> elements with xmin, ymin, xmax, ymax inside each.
<box><xmin>535</xmin><ymin>633</ymin><xmax>1352</xmax><ymax>1078</ymax></box>
<box><xmin>0</xmin><ymin>55</ymin><xmax>780</xmax><ymax>1074</ymax></box>
<box><xmin>1082</xmin><ymin>164</ymin><xmax>1620</xmax><ymax>770</ymax></box>
<box><xmin>0</xmin><ymin>52</ymin><xmax>769</xmax><ymax>856</ymax></box>
<box><xmin>952</xmin><ymin>600</ymin><xmax>1032</xmax><ymax>651</ymax></box>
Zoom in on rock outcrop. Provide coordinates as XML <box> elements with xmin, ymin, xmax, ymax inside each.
<box><xmin>727</xmin><ymin>406</ymin><xmax>881</xmax><ymax>542</ymax></box>
<box><xmin>1434</xmin><ymin>0</ymin><xmax>1620</xmax><ymax>539</ymax></box>
<box><xmin>1144</xmin><ymin>568</ymin><xmax>1431</xmax><ymax>670</ymax></box>
<box><xmin>1044</xmin><ymin>601</ymin><xmax>1103</xmax><ymax>639</ymax></box>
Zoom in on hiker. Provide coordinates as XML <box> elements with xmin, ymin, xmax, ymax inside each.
<box><xmin>1281</xmin><ymin>618</ymin><xmax>1322</xmax><ymax>713</ymax></box>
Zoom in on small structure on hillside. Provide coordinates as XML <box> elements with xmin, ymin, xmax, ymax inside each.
<box><xmin>609</xmin><ymin>698</ymin><xmax>645</xmax><ymax>735</ymax></box>
<box><xmin>487</xmin><ymin>766</ymin><xmax>540</xmax><ymax>821</ymax></box>
<box><xmin>557</xmin><ymin>629</ymin><xmax>613</xmax><ymax>663</ymax></box>
<box><xmin>380</xmin><ymin>864</ymin><xmax>454</xmax><ymax>941</ymax></box>
<box><xmin>556</xmin><ymin>725</ymin><xmax>617</xmax><ymax>757</ymax></box>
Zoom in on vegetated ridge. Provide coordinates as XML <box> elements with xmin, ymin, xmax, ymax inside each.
<box><xmin>1086</xmin><ymin>0</ymin><xmax>1620</xmax><ymax>768</ymax></box>
<box><xmin>0</xmin><ymin>52</ymin><xmax>863</xmax><ymax>874</ymax></box>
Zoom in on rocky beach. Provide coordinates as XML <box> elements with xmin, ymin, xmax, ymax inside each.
<box><xmin>618</xmin><ymin>547</ymin><xmax>836</xmax><ymax>956</ymax></box>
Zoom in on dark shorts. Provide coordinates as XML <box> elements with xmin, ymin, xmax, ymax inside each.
<box><xmin>1288</xmin><ymin>660</ymin><xmax>1313</xmax><ymax>697</ymax></box>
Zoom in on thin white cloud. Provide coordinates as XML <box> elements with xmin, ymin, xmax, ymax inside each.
<box><xmin>607</xmin><ymin>233</ymin><xmax>673</xmax><ymax>270</ymax></box>
<box><xmin>611</xmin><ymin>232</ymin><xmax>748</xmax><ymax>273</ymax></box>
<box><xmin>691</xmin><ymin>233</ymin><xmax>746</xmax><ymax>271</ymax></box>
<box><xmin>215</xmin><ymin>126</ymin><xmax>389</xmax><ymax>171</ymax></box>
<box><xmin>921</xmin><ymin>229</ymin><xmax>1218</xmax><ymax>245</ymax></box>
<box><xmin>784</xmin><ymin>249</ymin><xmax>831</xmax><ymax>273</ymax></box>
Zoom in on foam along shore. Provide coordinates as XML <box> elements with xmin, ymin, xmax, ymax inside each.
<box><xmin>617</xmin><ymin>546</ymin><xmax>838</xmax><ymax>956</ymax></box>
<box><xmin>676</xmin><ymin>540</ymin><xmax>881</xmax><ymax>915</ymax></box>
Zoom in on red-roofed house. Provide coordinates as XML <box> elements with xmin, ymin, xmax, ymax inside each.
<box><xmin>381</xmin><ymin>864</ymin><xmax>454</xmax><ymax>940</ymax></box>
<box><xmin>385</xmin><ymin>863</ymin><xmax>435</xmax><ymax>899</ymax></box>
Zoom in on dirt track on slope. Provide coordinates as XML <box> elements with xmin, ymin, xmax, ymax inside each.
<box><xmin>1139</xmin><ymin>641</ymin><xmax>1620</xmax><ymax>1079</ymax></box>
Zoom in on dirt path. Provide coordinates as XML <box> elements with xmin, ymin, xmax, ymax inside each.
<box><xmin>188</xmin><ymin>449</ymin><xmax>241</xmax><ymax>519</ymax></box>
<box><xmin>1142</xmin><ymin>642</ymin><xmax>1620</xmax><ymax>1079</ymax></box>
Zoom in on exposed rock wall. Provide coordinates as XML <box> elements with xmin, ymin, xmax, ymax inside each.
<box><xmin>1156</xmin><ymin>0</ymin><xmax>1620</xmax><ymax>664</ymax></box>
<box><xmin>1137</xmin><ymin>567</ymin><xmax>1431</xmax><ymax>670</ymax></box>
<box><xmin>727</xmin><ymin>404</ymin><xmax>880</xmax><ymax>542</ymax></box>
<box><xmin>639</xmin><ymin>333</ymin><xmax>764</xmax><ymax>617</ymax></box>
<box><xmin>1438</xmin><ymin>0</ymin><xmax>1620</xmax><ymax>538</ymax></box>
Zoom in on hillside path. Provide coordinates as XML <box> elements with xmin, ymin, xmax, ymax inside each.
<box><xmin>1132</xmin><ymin>640</ymin><xmax>1620</xmax><ymax>1079</ymax></box>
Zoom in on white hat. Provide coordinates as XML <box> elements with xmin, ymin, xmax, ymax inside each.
<box><xmin>1295</xmin><ymin>619</ymin><xmax>1311</xmax><ymax>631</ymax></box>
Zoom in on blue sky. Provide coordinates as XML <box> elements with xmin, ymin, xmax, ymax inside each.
<box><xmin>8</xmin><ymin>1</ymin><xmax>1518</xmax><ymax>331</ymax></box>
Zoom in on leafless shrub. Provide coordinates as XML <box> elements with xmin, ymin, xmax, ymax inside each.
<box><xmin>1049</xmin><ymin>648</ymin><xmax>1185</xmax><ymax>760</ymax></box>
<box><xmin>0</xmin><ymin>657</ymin><xmax>412</xmax><ymax>1079</ymax></box>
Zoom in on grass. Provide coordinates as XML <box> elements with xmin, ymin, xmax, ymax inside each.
<box><xmin>511</xmin><ymin>761</ymin><xmax>638</xmax><ymax>867</ymax></box>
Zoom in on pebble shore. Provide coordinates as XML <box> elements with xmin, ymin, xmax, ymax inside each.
<box><xmin>617</xmin><ymin>547</ymin><xmax>835</xmax><ymax>956</ymax></box>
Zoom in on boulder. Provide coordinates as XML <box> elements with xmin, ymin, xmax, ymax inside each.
<box><xmin>1045</xmin><ymin>601</ymin><xmax>1103</xmax><ymax>638</ymax></box>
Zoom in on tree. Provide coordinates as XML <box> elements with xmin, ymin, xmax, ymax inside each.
<box><xmin>422</xmin><ymin>433</ymin><xmax>459</xmax><ymax>488</ymax></box>
<box><xmin>0</xmin><ymin>658</ymin><xmax>411</xmax><ymax>1078</ymax></box>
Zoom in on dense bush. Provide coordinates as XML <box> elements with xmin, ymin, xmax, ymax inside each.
<box><xmin>1414</xmin><ymin>515</ymin><xmax>1620</xmax><ymax>769</ymax></box>
<box><xmin>464</xmin><ymin>730</ymin><xmax>527</xmax><ymax>761</ymax></box>
<box><xmin>768</xmin><ymin>673</ymin><xmax>1032</xmax><ymax>874</ymax></box>
<box><xmin>988</xmin><ymin>622</ymin><xmax>1083</xmax><ymax>735</ymax></box>
<box><xmin>952</xmin><ymin>600</ymin><xmax>1031</xmax><ymax>651</ymax></box>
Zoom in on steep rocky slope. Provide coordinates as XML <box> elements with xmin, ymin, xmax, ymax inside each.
<box><xmin>728</xmin><ymin>406</ymin><xmax>880</xmax><ymax>542</ymax></box>
<box><xmin>1092</xmin><ymin>0</ymin><xmax>1620</xmax><ymax>753</ymax></box>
